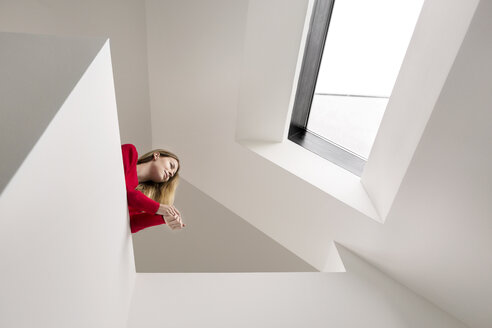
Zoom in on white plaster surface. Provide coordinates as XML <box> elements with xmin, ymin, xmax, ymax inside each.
<box><xmin>0</xmin><ymin>35</ymin><xmax>135</xmax><ymax>328</ymax></box>
<box><xmin>0</xmin><ymin>0</ymin><xmax>153</xmax><ymax>151</ymax></box>
<box><xmin>362</xmin><ymin>0</ymin><xmax>480</xmax><ymax>219</ymax></box>
<box><xmin>127</xmin><ymin>245</ymin><xmax>467</xmax><ymax>328</ymax></box>
<box><xmin>0</xmin><ymin>32</ymin><xmax>105</xmax><ymax>196</ymax></box>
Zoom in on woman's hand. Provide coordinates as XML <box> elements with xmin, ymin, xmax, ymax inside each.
<box><xmin>163</xmin><ymin>213</ymin><xmax>185</xmax><ymax>230</ymax></box>
<box><xmin>158</xmin><ymin>204</ymin><xmax>185</xmax><ymax>230</ymax></box>
<box><xmin>157</xmin><ymin>204</ymin><xmax>179</xmax><ymax>216</ymax></box>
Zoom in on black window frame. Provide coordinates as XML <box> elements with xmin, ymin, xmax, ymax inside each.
<box><xmin>288</xmin><ymin>0</ymin><xmax>366</xmax><ymax>176</ymax></box>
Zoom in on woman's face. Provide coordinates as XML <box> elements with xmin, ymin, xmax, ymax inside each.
<box><xmin>150</xmin><ymin>153</ymin><xmax>179</xmax><ymax>183</ymax></box>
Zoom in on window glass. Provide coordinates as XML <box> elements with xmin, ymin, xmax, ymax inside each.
<box><xmin>307</xmin><ymin>0</ymin><xmax>424</xmax><ymax>159</ymax></box>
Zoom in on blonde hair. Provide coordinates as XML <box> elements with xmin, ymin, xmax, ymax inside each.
<box><xmin>135</xmin><ymin>148</ymin><xmax>181</xmax><ymax>205</ymax></box>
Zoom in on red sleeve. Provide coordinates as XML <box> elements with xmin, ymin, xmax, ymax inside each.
<box><xmin>130</xmin><ymin>212</ymin><xmax>166</xmax><ymax>233</ymax></box>
<box><xmin>121</xmin><ymin>144</ymin><xmax>160</xmax><ymax>214</ymax></box>
<box><xmin>127</xmin><ymin>190</ymin><xmax>160</xmax><ymax>214</ymax></box>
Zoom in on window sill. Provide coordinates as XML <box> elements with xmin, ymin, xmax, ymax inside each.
<box><xmin>236</xmin><ymin>138</ymin><xmax>382</xmax><ymax>223</ymax></box>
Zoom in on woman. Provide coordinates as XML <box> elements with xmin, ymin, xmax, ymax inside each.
<box><xmin>121</xmin><ymin>143</ymin><xmax>185</xmax><ymax>233</ymax></box>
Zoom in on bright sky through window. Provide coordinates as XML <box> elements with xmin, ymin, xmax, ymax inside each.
<box><xmin>307</xmin><ymin>0</ymin><xmax>425</xmax><ymax>159</ymax></box>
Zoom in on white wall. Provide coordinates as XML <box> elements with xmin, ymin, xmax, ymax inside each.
<box><xmin>361</xmin><ymin>0</ymin><xmax>480</xmax><ymax>219</ymax></box>
<box><xmin>360</xmin><ymin>1</ymin><xmax>492</xmax><ymax>326</ymax></box>
<box><xmin>235</xmin><ymin>0</ymin><xmax>311</xmax><ymax>142</ymax></box>
<box><xmin>0</xmin><ymin>33</ymin><xmax>135</xmax><ymax>328</ymax></box>
<box><xmin>127</xmin><ymin>245</ymin><xmax>466</xmax><ymax>328</ymax></box>
<box><xmin>132</xmin><ymin>178</ymin><xmax>316</xmax><ymax>272</ymax></box>
<box><xmin>0</xmin><ymin>0</ymin><xmax>153</xmax><ymax>151</ymax></box>
<box><xmin>0</xmin><ymin>32</ymin><xmax>106</xmax><ymax>195</ymax></box>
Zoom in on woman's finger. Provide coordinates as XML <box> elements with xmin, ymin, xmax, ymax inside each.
<box><xmin>172</xmin><ymin>220</ymin><xmax>182</xmax><ymax>229</ymax></box>
<box><xmin>164</xmin><ymin>205</ymin><xmax>176</xmax><ymax>216</ymax></box>
<box><xmin>171</xmin><ymin>205</ymin><xmax>180</xmax><ymax>217</ymax></box>
<box><xmin>164</xmin><ymin>213</ymin><xmax>183</xmax><ymax>230</ymax></box>
<box><xmin>166</xmin><ymin>216</ymin><xmax>177</xmax><ymax>224</ymax></box>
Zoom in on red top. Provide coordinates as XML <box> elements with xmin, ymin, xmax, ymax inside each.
<box><xmin>121</xmin><ymin>144</ymin><xmax>166</xmax><ymax>233</ymax></box>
